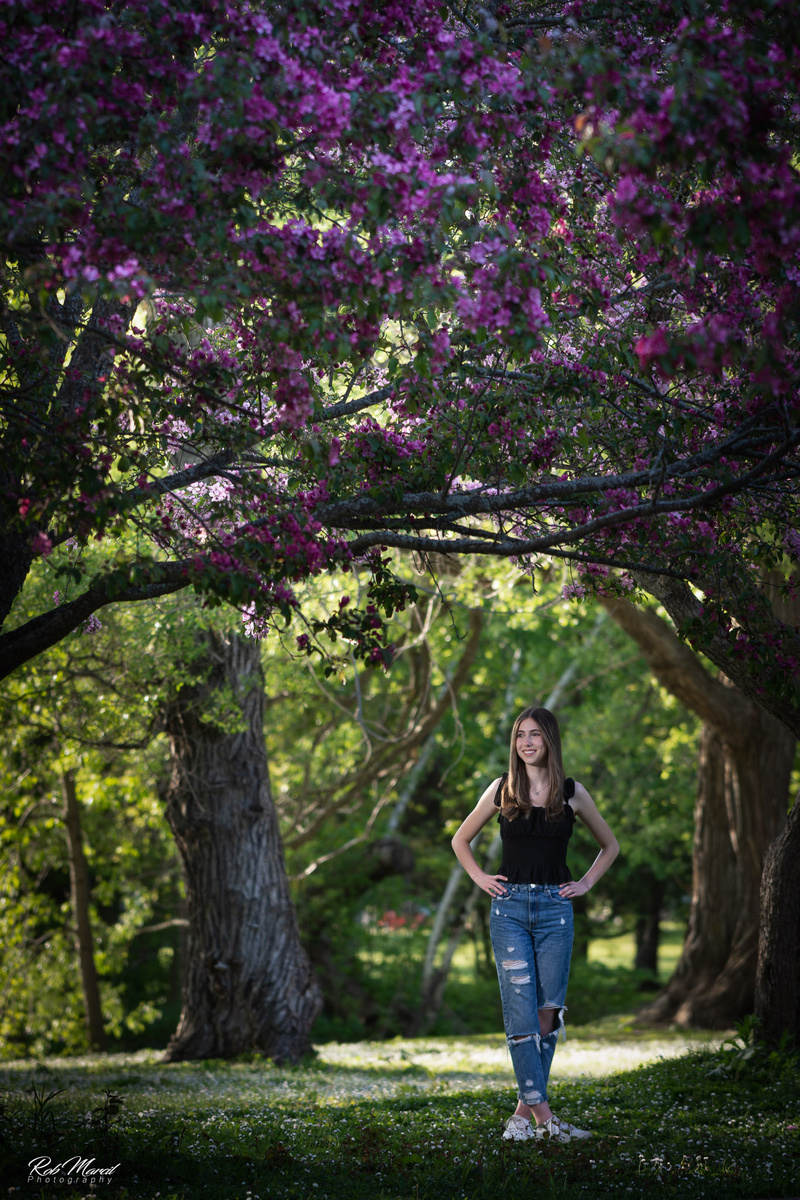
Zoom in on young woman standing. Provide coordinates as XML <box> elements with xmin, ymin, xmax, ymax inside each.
<box><xmin>451</xmin><ymin>706</ymin><xmax>619</xmax><ymax>1142</ymax></box>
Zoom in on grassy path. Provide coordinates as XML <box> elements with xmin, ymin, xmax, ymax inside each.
<box><xmin>1</xmin><ymin>1024</ymin><xmax>798</xmax><ymax>1200</ymax></box>
<box><xmin>317</xmin><ymin>1017</ymin><xmax>725</xmax><ymax>1089</ymax></box>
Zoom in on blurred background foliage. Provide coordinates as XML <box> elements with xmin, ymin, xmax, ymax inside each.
<box><xmin>0</xmin><ymin>548</ymin><xmax>702</xmax><ymax>1057</ymax></box>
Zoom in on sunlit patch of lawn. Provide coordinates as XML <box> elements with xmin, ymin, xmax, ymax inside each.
<box><xmin>317</xmin><ymin>1026</ymin><xmax>727</xmax><ymax>1086</ymax></box>
<box><xmin>588</xmin><ymin>920</ymin><xmax>685</xmax><ymax>982</ymax></box>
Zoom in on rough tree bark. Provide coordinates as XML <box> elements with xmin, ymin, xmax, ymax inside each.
<box><xmin>161</xmin><ymin>627</ymin><xmax>322</xmax><ymax>1063</ymax></box>
<box><xmin>755</xmin><ymin>793</ymin><xmax>800</xmax><ymax>1046</ymax></box>
<box><xmin>61</xmin><ymin>769</ymin><xmax>106</xmax><ymax>1052</ymax></box>
<box><xmin>599</xmin><ymin>596</ymin><xmax>793</xmax><ymax>1027</ymax></box>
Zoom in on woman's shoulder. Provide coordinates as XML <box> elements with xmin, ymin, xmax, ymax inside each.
<box><xmin>492</xmin><ymin>773</ymin><xmax>508</xmax><ymax>806</ymax></box>
<box><xmin>566</xmin><ymin>780</ymin><xmax>593</xmax><ymax>815</ymax></box>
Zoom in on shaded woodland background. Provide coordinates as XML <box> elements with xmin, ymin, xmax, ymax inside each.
<box><xmin>3</xmin><ymin>0</ymin><xmax>800</xmax><ymax>1066</ymax></box>
<box><xmin>3</xmin><ymin>551</ymin><xmax>792</xmax><ymax>1060</ymax></box>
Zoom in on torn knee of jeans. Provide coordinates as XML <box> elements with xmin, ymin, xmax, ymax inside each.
<box><xmin>502</xmin><ymin>959</ymin><xmax>527</xmax><ymax>971</ymax></box>
<box><xmin>539</xmin><ymin>1004</ymin><xmax>568</xmax><ymax>1041</ymax></box>
<box><xmin>509</xmin><ymin>1032</ymin><xmax>541</xmax><ymax>1052</ymax></box>
<box><xmin>510</xmin><ymin>974</ymin><xmax>531</xmax><ymax>985</ymax></box>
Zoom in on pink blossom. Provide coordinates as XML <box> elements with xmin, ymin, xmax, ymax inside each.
<box><xmin>635</xmin><ymin>329</ymin><xmax>669</xmax><ymax>367</ymax></box>
<box><xmin>615</xmin><ymin>176</ymin><xmax>638</xmax><ymax>203</ymax></box>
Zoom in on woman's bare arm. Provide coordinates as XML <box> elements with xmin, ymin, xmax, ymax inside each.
<box><xmin>559</xmin><ymin>782</ymin><xmax>619</xmax><ymax>898</ymax></box>
<box><xmin>451</xmin><ymin>777</ymin><xmax>509</xmax><ymax>896</ymax></box>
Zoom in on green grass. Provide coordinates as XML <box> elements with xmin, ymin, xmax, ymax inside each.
<box><xmin>587</xmin><ymin>921</ymin><xmax>685</xmax><ymax>982</ymax></box>
<box><xmin>2</xmin><ymin>1031</ymin><xmax>798</xmax><ymax>1200</ymax></box>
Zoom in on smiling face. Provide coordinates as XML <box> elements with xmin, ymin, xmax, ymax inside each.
<box><xmin>516</xmin><ymin>718</ymin><xmax>548</xmax><ymax>768</ymax></box>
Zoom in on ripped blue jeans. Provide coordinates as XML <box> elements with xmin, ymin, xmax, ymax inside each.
<box><xmin>489</xmin><ymin>883</ymin><xmax>574</xmax><ymax>1108</ymax></box>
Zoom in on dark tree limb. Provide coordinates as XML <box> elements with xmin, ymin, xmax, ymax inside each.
<box><xmin>0</xmin><ymin>564</ymin><xmax>190</xmax><ymax>683</ymax></box>
<box><xmin>634</xmin><ymin>572</ymin><xmax>800</xmax><ymax>738</ymax></box>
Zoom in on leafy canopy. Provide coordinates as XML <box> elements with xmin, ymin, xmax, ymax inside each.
<box><xmin>2</xmin><ymin>0</ymin><xmax>800</xmax><ymax>721</ymax></box>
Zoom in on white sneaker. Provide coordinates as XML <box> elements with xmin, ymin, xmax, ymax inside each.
<box><xmin>534</xmin><ymin>1114</ymin><xmax>593</xmax><ymax>1142</ymax></box>
<box><xmin>502</xmin><ymin>1114</ymin><xmax>535</xmax><ymax>1140</ymax></box>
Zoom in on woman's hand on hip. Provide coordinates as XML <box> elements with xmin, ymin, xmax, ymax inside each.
<box><xmin>478</xmin><ymin>872</ymin><xmax>508</xmax><ymax>897</ymax></box>
<box><xmin>558</xmin><ymin>879</ymin><xmax>591</xmax><ymax>898</ymax></box>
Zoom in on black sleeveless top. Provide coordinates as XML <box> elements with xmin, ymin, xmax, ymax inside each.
<box><xmin>493</xmin><ymin>776</ymin><xmax>576</xmax><ymax>885</ymax></box>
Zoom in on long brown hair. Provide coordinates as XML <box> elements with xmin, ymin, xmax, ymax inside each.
<box><xmin>500</xmin><ymin>706</ymin><xmax>566</xmax><ymax>822</ymax></box>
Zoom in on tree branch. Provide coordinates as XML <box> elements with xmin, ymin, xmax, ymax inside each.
<box><xmin>632</xmin><ymin>574</ymin><xmax>800</xmax><ymax>738</ymax></box>
<box><xmin>597</xmin><ymin>594</ymin><xmax>753</xmax><ymax>736</ymax></box>
<box><xmin>0</xmin><ymin>563</ymin><xmax>191</xmax><ymax>683</ymax></box>
<box><xmin>284</xmin><ymin>607</ymin><xmax>484</xmax><ymax>849</ymax></box>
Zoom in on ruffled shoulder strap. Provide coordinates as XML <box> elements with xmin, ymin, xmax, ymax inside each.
<box><xmin>493</xmin><ymin>773</ymin><xmax>508</xmax><ymax>807</ymax></box>
<box><xmin>563</xmin><ymin>777</ymin><xmax>576</xmax><ymax>824</ymax></box>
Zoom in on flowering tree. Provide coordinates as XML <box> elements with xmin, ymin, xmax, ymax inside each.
<box><xmin>2</xmin><ymin>0</ymin><xmax>799</xmax><ymax>722</ymax></box>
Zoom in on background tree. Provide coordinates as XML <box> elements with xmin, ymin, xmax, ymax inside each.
<box><xmin>60</xmin><ymin>767</ymin><xmax>106</xmax><ymax>1051</ymax></box>
<box><xmin>600</xmin><ymin>594</ymin><xmax>794</xmax><ymax>1027</ymax></box>
<box><xmin>756</xmin><ymin>797</ymin><xmax>800</xmax><ymax>1046</ymax></box>
<box><xmin>0</xmin><ymin>656</ymin><xmax>181</xmax><ymax>1057</ymax></box>
<box><xmin>160</xmin><ymin>625</ymin><xmax>322</xmax><ymax>1063</ymax></box>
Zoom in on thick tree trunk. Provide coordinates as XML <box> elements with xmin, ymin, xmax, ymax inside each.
<box><xmin>642</xmin><ymin>726</ymin><xmax>737</xmax><ymax>1019</ymax></box>
<box><xmin>755</xmin><ymin>793</ymin><xmax>800</xmax><ymax>1046</ymax></box>
<box><xmin>600</xmin><ymin>597</ymin><xmax>793</xmax><ymax>1027</ymax></box>
<box><xmin>640</xmin><ymin>717</ymin><xmax>791</xmax><ymax>1024</ymax></box>
<box><xmin>61</xmin><ymin>769</ymin><xmax>107</xmax><ymax>1052</ymax></box>
<box><xmin>162</xmin><ymin>628</ymin><xmax>322</xmax><ymax>1063</ymax></box>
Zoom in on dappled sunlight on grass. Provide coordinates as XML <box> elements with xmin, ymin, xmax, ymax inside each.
<box><xmin>0</xmin><ymin>1028</ymin><xmax>797</xmax><ymax>1200</ymax></box>
<box><xmin>317</xmin><ymin>1023</ymin><xmax>727</xmax><ymax>1087</ymax></box>
<box><xmin>0</xmin><ymin>1024</ymin><xmax>730</xmax><ymax>1111</ymax></box>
